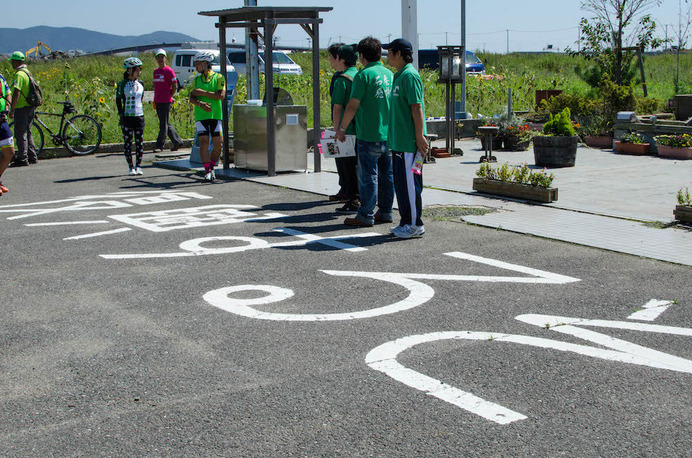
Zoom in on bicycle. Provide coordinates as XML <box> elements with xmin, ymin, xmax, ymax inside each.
<box><xmin>10</xmin><ymin>101</ymin><xmax>102</xmax><ymax>156</ymax></box>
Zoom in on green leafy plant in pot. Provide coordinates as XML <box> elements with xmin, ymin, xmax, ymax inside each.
<box><xmin>533</xmin><ymin>107</ymin><xmax>579</xmax><ymax>167</ymax></box>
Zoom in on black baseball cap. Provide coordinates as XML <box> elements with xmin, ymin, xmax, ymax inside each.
<box><xmin>387</xmin><ymin>38</ymin><xmax>413</xmax><ymax>53</ymax></box>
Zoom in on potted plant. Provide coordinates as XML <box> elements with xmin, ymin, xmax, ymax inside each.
<box><xmin>473</xmin><ymin>162</ymin><xmax>558</xmax><ymax>203</ymax></box>
<box><xmin>674</xmin><ymin>187</ymin><xmax>692</xmax><ymax>223</ymax></box>
<box><xmin>502</xmin><ymin>119</ymin><xmax>536</xmax><ymax>151</ymax></box>
<box><xmin>579</xmin><ymin>115</ymin><xmax>614</xmax><ymax>149</ymax></box>
<box><xmin>533</xmin><ymin>107</ymin><xmax>579</xmax><ymax>168</ymax></box>
<box><xmin>655</xmin><ymin>134</ymin><xmax>692</xmax><ymax>160</ymax></box>
<box><xmin>615</xmin><ymin>131</ymin><xmax>651</xmax><ymax>155</ymax></box>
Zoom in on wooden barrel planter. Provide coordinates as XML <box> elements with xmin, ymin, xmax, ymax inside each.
<box><xmin>674</xmin><ymin>205</ymin><xmax>692</xmax><ymax>223</ymax></box>
<box><xmin>472</xmin><ymin>178</ymin><xmax>558</xmax><ymax>203</ymax></box>
<box><xmin>533</xmin><ymin>135</ymin><xmax>578</xmax><ymax>168</ymax></box>
<box><xmin>503</xmin><ymin>137</ymin><xmax>532</xmax><ymax>151</ymax></box>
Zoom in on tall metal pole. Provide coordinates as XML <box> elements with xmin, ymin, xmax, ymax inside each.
<box><xmin>245</xmin><ymin>0</ymin><xmax>260</xmax><ymax>100</ymax></box>
<box><xmin>459</xmin><ymin>0</ymin><xmax>467</xmax><ymax>115</ymax></box>
<box><xmin>219</xmin><ymin>19</ymin><xmax>230</xmax><ymax>169</ymax></box>
<box><xmin>401</xmin><ymin>0</ymin><xmax>419</xmax><ymax>69</ymax></box>
<box><xmin>312</xmin><ymin>19</ymin><xmax>321</xmax><ymax>172</ymax></box>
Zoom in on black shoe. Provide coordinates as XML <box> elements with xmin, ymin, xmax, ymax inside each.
<box><xmin>329</xmin><ymin>192</ymin><xmax>348</xmax><ymax>202</ymax></box>
<box><xmin>171</xmin><ymin>142</ymin><xmax>183</xmax><ymax>151</ymax></box>
<box><xmin>9</xmin><ymin>160</ymin><xmax>29</xmax><ymax>168</ymax></box>
<box><xmin>336</xmin><ymin>201</ymin><xmax>359</xmax><ymax>214</ymax></box>
<box><xmin>28</xmin><ymin>158</ymin><xmax>38</xmax><ymax>164</ymax></box>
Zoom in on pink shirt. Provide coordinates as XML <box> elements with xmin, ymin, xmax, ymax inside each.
<box><xmin>153</xmin><ymin>66</ymin><xmax>176</xmax><ymax>103</ymax></box>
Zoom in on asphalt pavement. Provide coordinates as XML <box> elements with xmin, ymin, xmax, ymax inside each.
<box><xmin>0</xmin><ymin>149</ymin><xmax>690</xmax><ymax>456</ymax></box>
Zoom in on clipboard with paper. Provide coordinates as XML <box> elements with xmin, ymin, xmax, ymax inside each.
<box><xmin>320</xmin><ymin>130</ymin><xmax>356</xmax><ymax>158</ymax></box>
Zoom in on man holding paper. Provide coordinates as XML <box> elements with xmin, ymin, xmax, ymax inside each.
<box><xmin>330</xmin><ymin>44</ymin><xmax>360</xmax><ymax>214</ymax></box>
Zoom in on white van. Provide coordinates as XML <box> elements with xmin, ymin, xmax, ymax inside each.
<box><xmin>227</xmin><ymin>49</ymin><xmax>303</xmax><ymax>76</ymax></box>
<box><xmin>172</xmin><ymin>49</ymin><xmax>237</xmax><ymax>88</ymax></box>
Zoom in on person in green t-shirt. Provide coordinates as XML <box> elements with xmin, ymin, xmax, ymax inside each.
<box><xmin>331</xmin><ymin>44</ymin><xmax>360</xmax><ymax>214</ymax></box>
<box><xmin>387</xmin><ymin>38</ymin><xmax>428</xmax><ymax>239</ymax></box>
<box><xmin>335</xmin><ymin>37</ymin><xmax>394</xmax><ymax>227</ymax></box>
<box><xmin>189</xmin><ymin>51</ymin><xmax>226</xmax><ymax>182</ymax></box>
<box><xmin>8</xmin><ymin>51</ymin><xmax>38</xmax><ymax>167</ymax></box>
<box><xmin>0</xmin><ymin>72</ymin><xmax>14</xmax><ymax>195</ymax></box>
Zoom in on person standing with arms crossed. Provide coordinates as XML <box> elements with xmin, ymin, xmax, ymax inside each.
<box><xmin>152</xmin><ymin>49</ymin><xmax>183</xmax><ymax>152</ymax></box>
<box><xmin>189</xmin><ymin>51</ymin><xmax>226</xmax><ymax>182</ymax></box>
<box><xmin>387</xmin><ymin>38</ymin><xmax>428</xmax><ymax>238</ymax></box>
<box><xmin>8</xmin><ymin>51</ymin><xmax>37</xmax><ymax>167</ymax></box>
<box><xmin>336</xmin><ymin>37</ymin><xmax>394</xmax><ymax>227</ymax></box>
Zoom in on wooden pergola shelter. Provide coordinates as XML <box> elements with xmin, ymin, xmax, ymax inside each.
<box><xmin>198</xmin><ymin>6</ymin><xmax>333</xmax><ymax>176</ymax></box>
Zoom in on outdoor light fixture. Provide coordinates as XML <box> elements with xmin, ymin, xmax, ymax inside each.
<box><xmin>438</xmin><ymin>45</ymin><xmax>464</xmax><ymax>82</ymax></box>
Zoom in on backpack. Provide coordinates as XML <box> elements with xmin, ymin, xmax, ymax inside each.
<box><xmin>18</xmin><ymin>68</ymin><xmax>43</xmax><ymax>107</ymax></box>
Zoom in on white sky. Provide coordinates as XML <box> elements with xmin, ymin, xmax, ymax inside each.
<box><xmin>5</xmin><ymin>0</ymin><xmax>686</xmax><ymax>53</ymax></box>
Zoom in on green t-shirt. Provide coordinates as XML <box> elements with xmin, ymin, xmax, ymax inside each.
<box><xmin>388</xmin><ymin>63</ymin><xmax>427</xmax><ymax>153</ymax></box>
<box><xmin>193</xmin><ymin>71</ymin><xmax>226</xmax><ymax>121</ymax></box>
<box><xmin>331</xmin><ymin>66</ymin><xmax>357</xmax><ymax>135</ymax></box>
<box><xmin>12</xmin><ymin>66</ymin><xmax>31</xmax><ymax>109</ymax></box>
<box><xmin>349</xmin><ymin>61</ymin><xmax>393</xmax><ymax>142</ymax></box>
<box><xmin>0</xmin><ymin>74</ymin><xmax>9</xmax><ymax>112</ymax></box>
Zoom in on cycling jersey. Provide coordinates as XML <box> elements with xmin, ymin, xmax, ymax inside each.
<box><xmin>116</xmin><ymin>79</ymin><xmax>145</xmax><ymax>117</ymax></box>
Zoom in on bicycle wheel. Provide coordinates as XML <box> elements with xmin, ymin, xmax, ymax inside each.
<box><xmin>62</xmin><ymin>115</ymin><xmax>102</xmax><ymax>155</ymax></box>
<box><xmin>9</xmin><ymin>120</ymin><xmax>44</xmax><ymax>156</ymax></box>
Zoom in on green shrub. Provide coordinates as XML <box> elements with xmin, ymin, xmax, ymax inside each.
<box><xmin>542</xmin><ymin>107</ymin><xmax>575</xmax><ymax>136</ymax></box>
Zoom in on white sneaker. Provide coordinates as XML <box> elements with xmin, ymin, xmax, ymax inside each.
<box><xmin>135</xmin><ymin>167</ymin><xmax>143</xmax><ymax>175</ymax></box>
<box><xmin>390</xmin><ymin>225</ymin><xmax>402</xmax><ymax>234</ymax></box>
<box><xmin>204</xmin><ymin>170</ymin><xmax>216</xmax><ymax>182</ymax></box>
<box><xmin>128</xmin><ymin>167</ymin><xmax>137</xmax><ymax>176</ymax></box>
<box><xmin>392</xmin><ymin>224</ymin><xmax>425</xmax><ymax>239</ymax></box>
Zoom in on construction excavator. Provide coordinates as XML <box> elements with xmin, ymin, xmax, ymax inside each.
<box><xmin>26</xmin><ymin>41</ymin><xmax>52</xmax><ymax>59</ymax></box>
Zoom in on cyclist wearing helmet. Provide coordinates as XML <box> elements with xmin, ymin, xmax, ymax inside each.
<box><xmin>189</xmin><ymin>51</ymin><xmax>225</xmax><ymax>182</ymax></box>
<box><xmin>116</xmin><ymin>57</ymin><xmax>145</xmax><ymax>175</ymax></box>
<box><xmin>0</xmin><ymin>71</ymin><xmax>14</xmax><ymax>196</ymax></box>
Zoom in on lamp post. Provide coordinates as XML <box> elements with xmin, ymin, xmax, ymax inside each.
<box><xmin>438</xmin><ymin>45</ymin><xmax>464</xmax><ymax>155</ymax></box>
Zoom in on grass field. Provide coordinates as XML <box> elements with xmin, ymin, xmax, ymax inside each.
<box><xmin>1</xmin><ymin>50</ymin><xmax>690</xmax><ymax>145</ymax></box>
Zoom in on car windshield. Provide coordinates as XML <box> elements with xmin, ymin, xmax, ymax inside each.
<box><xmin>465</xmin><ymin>51</ymin><xmax>481</xmax><ymax>64</ymax></box>
<box><xmin>258</xmin><ymin>52</ymin><xmax>294</xmax><ymax>64</ymax></box>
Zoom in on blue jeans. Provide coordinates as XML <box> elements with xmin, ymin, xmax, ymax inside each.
<box><xmin>356</xmin><ymin>140</ymin><xmax>394</xmax><ymax>224</ymax></box>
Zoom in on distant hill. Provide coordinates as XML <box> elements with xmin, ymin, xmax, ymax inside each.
<box><xmin>0</xmin><ymin>26</ymin><xmax>200</xmax><ymax>54</ymax></box>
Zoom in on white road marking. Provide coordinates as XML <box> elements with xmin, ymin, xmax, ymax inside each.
<box><xmin>202</xmin><ymin>253</ymin><xmax>580</xmax><ymax>321</ymax></box>
<box><xmin>25</xmin><ymin>220</ymin><xmax>111</xmax><ymax>226</ymax></box>
<box><xmin>108</xmin><ymin>205</ymin><xmax>287</xmax><ymax>232</ymax></box>
<box><xmin>367</xmin><ymin>316</ymin><xmax>692</xmax><ymax>425</ymax></box>
<box><xmin>64</xmin><ymin>227</ymin><xmax>132</xmax><ymax>240</ymax></box>
<box><xmin>203</xmin><ymin>272</ymin><xmax>435</xmax><ymax>321</ymax></box>
<box><xmin>627</xmin><ymin>299</ymin><xmax>674</xmax><ymax>321</ymax></box>
<box><xmin>100</xmin><ymin>229</ymin><xmax>379</xmax><ymax>259</ymax></box>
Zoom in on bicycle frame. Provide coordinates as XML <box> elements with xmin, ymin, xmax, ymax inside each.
<box><xmin>34</xmin><ymin>104</ymin><xmax>72</xmax><ymax>146</ymax></box>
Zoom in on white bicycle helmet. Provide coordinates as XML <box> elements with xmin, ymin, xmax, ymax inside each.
<box><xmin>124</xmin><ymin>57</ymin><xmax>143</xmax><ymax>69</ymax></box>
<box><xmin>194</xmin><ymin>51</ymin><xmax>215</xmax><ymax>63</ymax></box>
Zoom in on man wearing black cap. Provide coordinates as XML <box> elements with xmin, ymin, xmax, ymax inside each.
<box><xmin>387</xmin><ymin>38</ymin><xmax>428</xmax><ymax>238</ymax></box>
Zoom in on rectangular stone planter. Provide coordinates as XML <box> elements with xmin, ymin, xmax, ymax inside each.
<box><xmin>674</xmin><ymin>205</ymin><xmax>692</xmax><ymax>223</ymax></box>
<box><xmin>614</xmin><ymin>141</ymin><xmax>651</xmax><ymax>155</ymax></box>
<box><xmin>473</xmin><ymin>178</ymin><xmax>558</xmax><ymax>203</ymax></box>
<box><xmin>657</xmin><ymin>145</ymin><xmax>692</xmax><ymax>160</ymax></box>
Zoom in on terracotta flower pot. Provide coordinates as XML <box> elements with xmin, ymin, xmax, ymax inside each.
<box><xmin>615</xmin><ymin>141</ymin><xmax>651</xmax><ymax>155</ymax></box>
<box><xmin>657</xmin><ymin>145</ymin><xmax>692</xmax><ymax>160</ymax></box>
<box><xmin>584</xmin><ymin>136</ymin><xmax>614</xmax><ymax>149</ymax></box>
<box><xmin>533</xmin><ymin>135</ymin><xmax>578</xmax><ymax>168</ymax></box>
